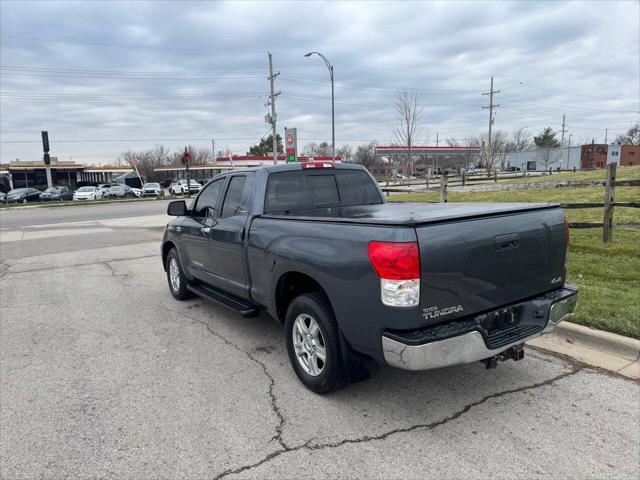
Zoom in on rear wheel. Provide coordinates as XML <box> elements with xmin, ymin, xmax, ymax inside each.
<box><xmin>165</xmin><ymin>248</ymin><xmax>194</xmax><ymax>300</ymax></box>
<box><xmin>285</xmin><ymin>292</ymin><xmax>347</xmax><ymax>394</ymax></box>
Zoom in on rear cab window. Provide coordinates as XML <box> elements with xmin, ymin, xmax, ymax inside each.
<box><xmin>264</xmin><ymin>168</ymin><xmax>382</xmax><ymax>213</ymax></box>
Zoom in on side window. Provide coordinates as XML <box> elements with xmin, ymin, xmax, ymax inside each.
<box><xmin>221</xmin><ymin>175</ymin><xmax>249</xmax><ymax>218</ymax></box>
<box><xmin>193</xmin><ymin>178</ymin><xmax>224</xmax><ymax>217</ymax></box>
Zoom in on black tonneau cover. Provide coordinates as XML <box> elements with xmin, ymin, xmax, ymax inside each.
<box><xmin>260</xmin><ymin>202</ymin><xmax>560</xmax><ymax>226</ymax></box>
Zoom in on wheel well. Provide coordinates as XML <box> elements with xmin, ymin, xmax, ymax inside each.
<box><xmin>275</xmin><ymin>272</ymin><xmax>331</xmax><ymax>322</ymax></box>
<box><xmin>161</xmin><ymin>241</ymin><xmax>176</xmax><ymax>270</ymax></box>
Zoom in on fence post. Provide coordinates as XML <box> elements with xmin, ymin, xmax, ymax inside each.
<box><xmin>440</xmin><ymin>170</ymin><xmax>448</xmax><ymax>203</ymax></box>
<box><xmin>494</xmin><ymin>169</ymin><xmax>497</xmax><ymax>182</ymax></box>
<box><xmin>603</xmin><ymin>163</ymin><xmax>616</xmax><ymax>245</ymax></box>
<box><xmin>426</xmin><ymin>174</ymin><xmax>429</xmax><ymax>190</ymax></box>
<box><xmin>462</xmin><ymin>172</ymin><xmax>466</xmax><ymax>186</ymax></box>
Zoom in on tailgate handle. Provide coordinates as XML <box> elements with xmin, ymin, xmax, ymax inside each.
<box><xmin>494</xmin><ymin>233</ymin><xmax>520</xmax><ymax>251</ymax></box>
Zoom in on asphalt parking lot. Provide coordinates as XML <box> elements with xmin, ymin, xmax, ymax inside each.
<box><xmin>1</xmin><ymin>204</ymin><xmax>639</xmax><ymax>479</ymax></box>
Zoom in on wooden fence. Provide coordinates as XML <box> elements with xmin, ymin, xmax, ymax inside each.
<box><xmin>383</xmin><ymin>164</ymin><xmax>640</xmax><ymax>246</ymax></box>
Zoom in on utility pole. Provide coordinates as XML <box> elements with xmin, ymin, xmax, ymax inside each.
<box><xmin>482</xmin><ymin>76</ymin><xmax>500</xmax><ymax>174</ymax></box>
<box><xmin>267</xmin><ymin>52</ymin><xmax>281</xmax><ymax>165</ymax></box>
<box><xmin>604</xmin><ymin>128</ymin><xmax>608</xmax><ymax>144</ymax></box>
<box><xmin>560</xmin><ymin>114</ymin><xmax>566</xmax><ymax>146</ymax></box>
<box><xmin>211</xmin><ymin>139</ymin><xmax>215</xmax><ymax>162</ymax></box>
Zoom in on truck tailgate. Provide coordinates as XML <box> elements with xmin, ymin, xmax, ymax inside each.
<box><xmin>417</xmin><ymin>207</ymin><xmax>567</xmax><ymax>324</ymax></box>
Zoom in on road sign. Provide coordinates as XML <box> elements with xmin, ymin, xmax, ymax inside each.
<box><xmin>285</xmin><ymin>127</ymin><xmax>297</xmax><ymax>163</ymax></box>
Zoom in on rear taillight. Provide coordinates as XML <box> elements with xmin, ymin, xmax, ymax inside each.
<box><xmin>368</xmin><ymin>241</ymin><xmax>420</xmax><ymax>307</ymax></box>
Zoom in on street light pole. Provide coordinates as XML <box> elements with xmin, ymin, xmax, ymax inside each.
<box><xmin>305</xmin><ymin>51</ymin><xmax>335</xmax><ymax>161</ymax></box>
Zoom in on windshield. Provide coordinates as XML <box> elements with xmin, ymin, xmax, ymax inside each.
<box><xmin>78</xmin><ymin>187</ymin><xmax>95</xmax><ymax>192</ymax></box>
<box><xmin>144</xmin><ymin>183</ymin><xmax>160</xmax><ymax>188</ymax></box>
<box><xmin>8</xmin><ymin>189</ymin><xmax>27</xmax><ymax>194</ymax></box>
<box><xmin>44</xmin><ymin>188</ymin><xmax>58</xmax><ymax>193</ymax></box>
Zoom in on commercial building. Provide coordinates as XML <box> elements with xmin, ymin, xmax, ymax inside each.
<box><xmin>7</xmin><ymin>159</ymin><xmax>85</xmax><ymax>188</ymax></box>
<box><xmin>506</xmin><ymin>146</ymin><xmax>582</xmax><ymax>171</ymax></box>
<box><xmin>580</xmin><ymin>144</ymin><xmax>639</xmax><ymax>169</ymax></box>
<box><xmin>6</xmin><ymin>159</ymin><xmax>133</xmax><ymax>188</ymax></box>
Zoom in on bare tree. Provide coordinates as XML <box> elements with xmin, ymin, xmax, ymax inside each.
<box><xmin>336</xmin><ymin>145</ymin><xmax>353</xmax><ymax>163</ymax></box>
<box><xmin>614</xmin><ymin>123</ymin><xmax>640</xmax><ymax>145</ymax></box>
<box><xmin>168</xmin><ymin>146</ymin><xmax>213</xmax><ymax>166</ymax></box>
<box><xmin>118</xmin><ymin>144</ymin><xmax>169</xmax><ymax>182</ymax></box>
<box><xmin>447</xmin><ymin>135</ymin><xmax>480</xmax><ymax>171</ymax></box>
<box><xmin>302</xmin><ymin>141</ymin><xmax>331</xmax><ymax>157</ymax></box>
<box><xmin>511</xmin><ymin>127</ymin><xmax>532</xmax><ymax>152</ymax></box>
<box><xmin>391</xmin><ymin>90</ymin><xmax>425</xmax><ymax>176</ymax></box>
<box><xmin>480</xmin><ymin>129</ymin><xmax>507</xmax><ymax>175</ymax></box>
<box><xmin>353</xmin><ymin>143</ymin><xmax>377</xmax><ymax>169</ymax></box>
<box><xmin>537</xmin><ymin>148</ymin><xmax>560</xmax><ymax>170</ymax></box>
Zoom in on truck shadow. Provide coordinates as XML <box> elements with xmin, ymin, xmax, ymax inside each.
<box><xmin>197</xmin><ymin>303</ymin><xmax>572</xmax><ymax>430</ymax></box>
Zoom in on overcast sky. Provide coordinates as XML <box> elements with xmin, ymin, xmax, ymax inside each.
<box><xmin>1</xmin><ymin>0</ymin><xmax>639</xmax><ymax>165</ymax></box>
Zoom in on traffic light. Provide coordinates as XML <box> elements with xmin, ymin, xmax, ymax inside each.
<box><xmin>42</xmin><ymin>131</ymin><xmax>50</xmax><ymax>165</ymax></box>
<box><xmin>181</xmin><ymin>147</ymin><xmax>191</xmax><ymax>165</ymax></box>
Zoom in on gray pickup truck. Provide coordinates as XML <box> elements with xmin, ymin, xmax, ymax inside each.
<box><xmin>161</xmin><ymin>162</ymin><xmax>577</xmax><ymax>393</ymax></box>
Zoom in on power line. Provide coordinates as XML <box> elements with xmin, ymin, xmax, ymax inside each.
<box><xmin>0</xmin><ymin>34</ymin><xmax>266</xmax><ymax>53</ymax></box>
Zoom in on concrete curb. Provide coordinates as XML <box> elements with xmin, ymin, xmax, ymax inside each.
<box><xmin>528</xmin><ymin>321</ymin><xmax>640</xmax><ymax>380</ymax></box>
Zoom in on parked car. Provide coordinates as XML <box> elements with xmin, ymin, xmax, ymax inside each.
<box><xmin>161</xmin><ymin>162</ymin><xmax>578</xmax><ymax>393</ymax></box>
<box><xmin>131</xmin><ymin>187</ymin><xmax>142</xmax><ymax>197</ymax></box>
<box><xmin>0</xmin><ymin>192</ymin><xmax>6</xmax><ymax>203</ymax></box>
<box><xmin>104</xmin><ymin>184</ymin><xmax>137</xmax><ymax>198</ymax></box>
<box><xmin>104</xmin><ymin>185</ymin><xmax>128</xmax><ymax>198</ymax></box>
<box><xmin>73</xmin><ymin>186</ymin><xmax>101</xmax><ymax>201</ymax></box>
<box><xmin>6</xmin><ymin>188</ymin><xmax>42</xmax><ymax>204</ymax></box>
<box><xmin>39</xmin><ymin>186</ymin><xmax>70</xmax><ymax>201</ymax></box>
<box><xmin>142</xmin><ymin>182</ymin><xmax>162</xmax><ymax>197</ymax></box>
<box><xmin>170</xmin><ymin>179</ymin><xmax>202</xmax><ymax>195</ymax></box>
<box><xmin>96</xmin><ymin>183</ymin><xmax>115</xmax><ymax>197</ymax></box>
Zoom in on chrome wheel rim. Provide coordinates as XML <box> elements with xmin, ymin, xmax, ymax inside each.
<box><xmin>169</xmin><ymin>257</ymin><xmax>180</xmax><ymax>292</ymax></box>
<box><xmin>292</xmin><ymin>314</ymin><xmax>326</xmax><ymax>377</ymax></box>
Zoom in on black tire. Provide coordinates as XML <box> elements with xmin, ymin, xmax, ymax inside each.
<box><xmin>165</xmin><ymin>248</ymin><xmax>194</xmax><ymax>300</ymax></box>
<box><xmin>285</xmin><ymin>292</ymin><xmax>347</xmax><ymax>394</ymax></box>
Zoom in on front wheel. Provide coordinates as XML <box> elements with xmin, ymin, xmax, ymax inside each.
<box><xmin>285</xmin><ymin>292</ymin><xmax>347</xmax><ymax>394</ymax></box>
<box><xmin>165</xmin><ymin>248</ymin><xmax>194</xmax><ymax>300</ymax></box>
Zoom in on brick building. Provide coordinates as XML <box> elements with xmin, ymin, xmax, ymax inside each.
<box><xmin>580</xmin><ymin>144</ymin><xmax>639</xmax><ymax>168</ymax></box>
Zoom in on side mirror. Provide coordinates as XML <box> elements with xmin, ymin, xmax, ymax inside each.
<box><xmin>167</xmin><ymin>200</ymin><xmax>188</xmax><ymax>216</ymax></box>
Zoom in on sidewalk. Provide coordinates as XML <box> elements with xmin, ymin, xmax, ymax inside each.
<box><xmin>529</xmin><ymin>321</ymin><xmax>640</xmax><ymax>380</ymax></box>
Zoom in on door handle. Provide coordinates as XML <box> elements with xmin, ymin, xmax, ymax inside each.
<box><xmin>200</xmin><ymin>227</ymin><xmax>211</xmax><ymax>235</ymax></box>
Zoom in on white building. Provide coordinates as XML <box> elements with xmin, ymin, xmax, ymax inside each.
<box><xmin>506</xmin><ymin>146</ymin><xmax>581</xmax><ymax>171</ymax></box>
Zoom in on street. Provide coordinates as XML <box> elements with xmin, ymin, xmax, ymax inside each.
<box><xmin>1</xmin><ymin>204</ymin><xmax>639</xmax><ymax>479</ymax></box>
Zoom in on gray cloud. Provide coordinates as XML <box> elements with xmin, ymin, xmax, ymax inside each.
<box><xmin>1</xmin><ymin>0</ymin><xmax>638</xmax><ymax>164</ymax></box>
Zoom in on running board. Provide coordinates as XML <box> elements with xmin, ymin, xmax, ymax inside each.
<box><xmin>187</xmin><ymin>282</ymin><xmax>259</xmax><ymax>318</ymax></box>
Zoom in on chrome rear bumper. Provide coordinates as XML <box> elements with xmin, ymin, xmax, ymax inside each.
<box><xmin>383</xmin><ymin>286</ymin><xmax>578</xmax><ymax>371</ymax></box>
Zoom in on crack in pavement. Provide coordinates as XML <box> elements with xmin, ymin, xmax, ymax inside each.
<box><xmin>0</xmin><ymin>254</ymin><xmax>158</xmax><ymax>276</ymax></box>
<box><xmin>213</xmin><ymin>366</ymin><xmax>585</xmax><ymax>480</ymax></box>
<box><xmin>165</xmin><ymin>306</ymin><xmax>287</xmax><ymax>454</ymax></box>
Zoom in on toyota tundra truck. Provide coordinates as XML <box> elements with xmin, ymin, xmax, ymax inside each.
<box><xmin>161</xmin><ymin>162</ymin><xmax>578</xmax><ymax>393</ymax></box>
